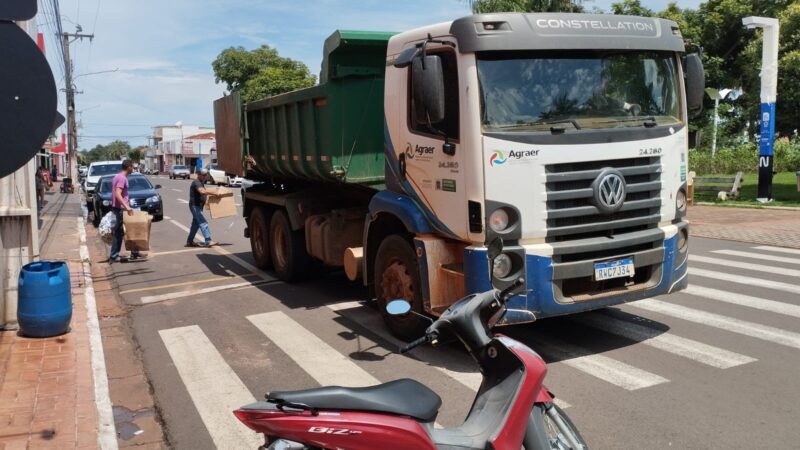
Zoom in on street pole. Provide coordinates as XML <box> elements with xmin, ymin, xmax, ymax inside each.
<box><xmin>743</xmin><ymin>16</ymin><xmax>779</xmax><ymax>202</ymax></box>
<box><xmin>712</xmin><ymin>97</ymin><xmax>719</xmax><ymax>158</ymax></box>
<box><xmin>61</xmin><ymin>31</ymin><xmax>94</xmax><ymax>181</ymax></box>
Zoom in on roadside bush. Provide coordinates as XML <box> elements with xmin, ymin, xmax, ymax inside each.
<box><xmin>774</xmin><ymin>139</ymin><xmax>800</xmax><ymax>172</ymax></box>
<box><xmin>689</xmin><ymin>138</ymin><xmax>800</xmax><ymax>174</ymax></box>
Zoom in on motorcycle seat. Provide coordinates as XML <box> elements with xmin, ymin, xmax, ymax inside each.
<box><xmin>267</xmin><ymin>378</ymin><xmax>442</xmax><ymax>422</ymax></box>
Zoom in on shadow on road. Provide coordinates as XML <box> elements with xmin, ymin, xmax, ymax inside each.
<box><xmin>197</xmin><ymin>251</ymin><xmax>672</xmax><ymax>368</ymax></box>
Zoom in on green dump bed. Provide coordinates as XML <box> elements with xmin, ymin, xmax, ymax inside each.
<box><xmin>213</xmin><ymin>30</ymin><xmax>394</xmax><ymax>187</ymax></box>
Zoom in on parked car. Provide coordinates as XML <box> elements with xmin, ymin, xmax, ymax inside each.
<box><xmin>206</xmin><ymin>163</ymin><xmax>228</xmax><ymax>185</ymax></box>
<box><xmin>227</xmin><ymin>175</ymin><xmax>244</xmax><ymax>187</ymax></box>
<box><xmin>169</xmin><ymin>165</ymin><xmax>191</xmax><ymax>180</ymax></box>
<box><xmin>84</xmin><ymin>161</ymin><xmax>123</xmax><ymax>209</ymax></box>
<box><xmin>92</xmin><ymin>174</ymin><xmax>163</xmax><ymax>226</ymax></box>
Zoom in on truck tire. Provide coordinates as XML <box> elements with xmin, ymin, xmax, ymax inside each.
<box><xmin>269</xmin><ymin>210</ymin><xmax>311</xmax><ymax>282</ymax></box>
<box><xmin>249</xmin><ymin>207</ymin><xmax>273</xmax><ymax>270</ymax></box>
<box><xmin>374</xmin><ymin>235</ymin><xmax>428</xmax><ymax>341</ymax></box>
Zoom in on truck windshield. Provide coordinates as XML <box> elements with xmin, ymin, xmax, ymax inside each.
<box><xmin>477</xmin><ymin>51</ymin><xmax>681</xmax><ymax>132</ymax></box>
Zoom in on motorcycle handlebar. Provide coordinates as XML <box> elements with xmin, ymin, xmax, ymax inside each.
<box><xmin>399</xmin><ymin>333</ymin><xmax>436</xmax><ymax>354</ymax></box>
<box><xmin>496</xmin><ymin>277</ymin><xmax>525</xmax><ymax>304</ymax></box>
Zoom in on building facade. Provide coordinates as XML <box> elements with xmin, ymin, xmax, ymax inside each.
<box><xmin>152</xmin><ymin>125</ymin><xmax>214</xmax><ymax>173</ymax></box>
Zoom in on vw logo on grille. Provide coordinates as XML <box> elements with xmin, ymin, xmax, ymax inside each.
<box><xmin>591</xmin><ymin>169</ymin><xmax>626</xmax><ymax>214</ymax></box>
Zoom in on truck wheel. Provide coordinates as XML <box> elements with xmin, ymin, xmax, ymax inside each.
<box><xmin>374</xmin><ymin>235</ymin><xmax>428</xmax><ymax>341</ymax></box>
<box><xmin>249</xmin><ymin>207</ymin><xmax>273</xmax><ymax>270</ymax></box>
<box><xmin>269</xmin><ymin>210</ymin><xmax>311</xmax><ymax>282</ymax></box>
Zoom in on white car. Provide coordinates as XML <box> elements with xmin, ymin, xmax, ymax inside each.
<box><xmin>84</xmin><ymin>161</ymin><xmax>123</xmax><ymax>208</ymax></box>
<box><xmin>206</xmin><ymin>163</ymin><xmax>228</xmax><ymax>185</ymax></box>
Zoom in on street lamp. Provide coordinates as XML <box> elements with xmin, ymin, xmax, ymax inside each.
<box><xmin>704</xmin><ymin>88</ymin><xmax>741</xmax><ymax>158</ymax></box>
<box><xmin>175</xmin><ymin>121</ymin><xmax>183</xmax><ymax>166</ymax></box>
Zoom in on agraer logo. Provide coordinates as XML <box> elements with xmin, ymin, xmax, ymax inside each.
<box><xmin>405</xmin><ymin>142</ymin><xmax>435</xmax><ymax>160</ymax></box>
<box><xmin>489</xmin><ymin>149</ymin><xmax>540</xmax><ymax>167</ymax></box>
<box><xmin>489</xmin><ymin>150</ymin><xmax>507</xmax><ymax>166</ymax></box>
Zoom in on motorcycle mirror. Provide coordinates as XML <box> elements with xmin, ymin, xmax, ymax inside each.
<box><xmin>386</xmin><ymin>299</ymin><xmax>412</xmax><ymax>316</ymax></box>
<box><xmin>487</xmin><ymin>237</ymin><xmax>504</xmax><ymax>260</ymax></box>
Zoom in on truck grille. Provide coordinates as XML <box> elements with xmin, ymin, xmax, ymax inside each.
<box><xmin>545</xmin><ymin>157</ymin><xmax>662</xmax><ymax>242</ymax></box>
<box><xmin>544</xmin><ymin>157</ymin><xmax>664</xmax><ymax>301</ymax></box>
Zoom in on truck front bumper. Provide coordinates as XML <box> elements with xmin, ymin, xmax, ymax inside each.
<box><xmin>463</xmin><ymin>222</ymin><xmax>689</xmax><ymax>325</ymax></box>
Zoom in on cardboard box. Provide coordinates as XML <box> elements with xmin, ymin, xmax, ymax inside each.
<box><xmin>124</xmin><ymin>210</ymin><xmax>153</xmax><ymax>252</ymax></box>
<box><xmin>205</xmin><ymin>186</ymin><xmax>237</xmax><ymax>219</ymax></box>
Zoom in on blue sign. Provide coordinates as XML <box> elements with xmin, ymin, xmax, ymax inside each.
<box><xmin>196</xmin><ymin>158</ymin><xmax>203</xmax><ymax>170</ymax></box>
<box><xmin>759</xmin><ymin>102</ymin><xmax>776</xmax><ymax>156</ymax></box>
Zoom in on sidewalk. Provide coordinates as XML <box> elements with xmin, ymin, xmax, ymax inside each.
<box><xmin>688</xmin><ymin>205</ymin><xmax>800</xmax><ymax>249</ymax></box>
<box><xmin>0</xmin><ymin>189</ymin><xmax>112</xmax><ymax>449</ymax></box>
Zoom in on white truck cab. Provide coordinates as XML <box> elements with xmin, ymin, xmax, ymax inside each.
<box><xmin>377</xmin><ymin>13</ymin><xmax>702</xmax><ymax>326</ymax></box>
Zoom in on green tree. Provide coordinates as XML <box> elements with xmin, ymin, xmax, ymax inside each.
<box><xmin>84</xmin><ymin>140</ymin><xmax>132</xmax><ymax>163</ymax></box>
<box><xmin>467</xmin><ymin>0</ymin><xmax>583</xmax><ymax>13</ymax></box>
<box><xmin>611</xmin><ymin>0</ymin><xmax>654</xmax><ymax>16</ymax></box>
<box><xmin>127</xmin><ymin>146</ymin><xmax>146</xmax><ymax>163</ymax></box>
<box><xmin>212</xmin><ymin>45</ymin><xmax>316</xmax><ymax>103</ymax></box>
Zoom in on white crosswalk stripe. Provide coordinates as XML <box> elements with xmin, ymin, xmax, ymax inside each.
<box><xmin>689</xmin><ymin>267</ymin><xmax>800</xmax><ymax>295</ymax></box>
<box><xmin>753</xmin><ymin>245</ymin><xmax>800</xmax><ymax>256</ymax></box>
<box><xmin>159</xmin><ymin>325</ymin><xmax>261</xmax><ymax>449</ymax></box>
<box><xmin>713</xmin><ymin>249</ymin><xmax>800</xmax><ymax>266</ymax></box>
<box><xmin>684</xmin><ymin>285</ymin><xmax>800</xmax><ymax>319</ymax></box>
<box><xmin>574</xmin><ymin>314</ymin><xmax>755</xmax><ymax>369</ymax></box>
<box><xmin>690</xmin><ymin>255</ymin><xmax>800</xmax><ymax>278</ymax></box>
<box><xmin>630</xmin><ymin>299</ymin><xmax>800</xmax><ymax>350</ymax></box>
<box><xmin>326</xmin><ymin>301</ymin><xmax>488</xmax><ymax>391</ymax></box>
<box><xmin>326</xmin><ymin>301</ymin><xmax>572</xmax><ymax>408</ymax></box>
<box><xmin>530</xmin><ymin>338</ymin><xmax>669</xmax><ymax>390</ymax></box>
<box><xmin>155</xmin><ymin>237</ymin><xmax>800</xmax><ymax>446</ymax></box>
<box><xmin>248</xmin><ymin>310</ymin><xmax>381</xmax><ymax>387</ymax></box>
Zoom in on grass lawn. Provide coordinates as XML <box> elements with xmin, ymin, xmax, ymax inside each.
<box><xmin>693</xmin><ymin>172</ymin><xmax>800</xmax><ymax>208</ymax></box>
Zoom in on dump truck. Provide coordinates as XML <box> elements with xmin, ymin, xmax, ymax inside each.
<box><xmin>214</xmin><ymin>13</ymin><xmax>704</xmax><ymax>340</ymax></box>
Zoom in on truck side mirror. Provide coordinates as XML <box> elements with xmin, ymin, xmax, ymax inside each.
<box><xmin>394</xmin><ymin>47</ymin><xmax>419</xmax><ymax>68</ymax></box>
<box><xmin>412</xmin><ymin>55</ymin><xmax>445</xmax><ymax>125</ymax></box>
<box><xmin>684</xmin><ymin>53</ymin><xmax>705</xmax><ymax>118</ymax></box>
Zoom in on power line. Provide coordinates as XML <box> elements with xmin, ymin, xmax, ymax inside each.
<box><xmin>79</xmin><ymin>135</ymin><xmax>151</xmax><ymax>138</ymax></box>
<box><xmin>87</xmin><ymin>0</ymin><xmax>102</xmax><ymax>70</ymax></box>
<box><xmin>82</xmin><ymin>123</ymin><xmax>154</xmax><ymax>127</ymax></box>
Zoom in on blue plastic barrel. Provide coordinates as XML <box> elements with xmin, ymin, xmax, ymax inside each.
<box><xmin>17</xmin><ymin>261</ymin><xmax>72</xmax><ymax>337</ymax></box>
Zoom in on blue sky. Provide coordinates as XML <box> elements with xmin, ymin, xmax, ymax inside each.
<box><xmin>42</xmin><ymin>0</ymin><xmax>703</xmax><ymax>148</ymax></box>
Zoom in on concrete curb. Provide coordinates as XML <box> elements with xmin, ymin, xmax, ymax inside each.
<box><xmin>695</xmin><ymin>201</ymin><xmax>800</xmax><ymax>211</ymax></box>
<box><xmin>78</xmin><ymin>216</ymin><xmax>119</xmax><ymax>450</ymax></box>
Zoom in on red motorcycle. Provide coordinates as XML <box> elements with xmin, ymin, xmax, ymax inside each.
<box><xmin>235</xmin><ymin>255</ymin><xmax>587</xmax><ymax>449</ymax></box>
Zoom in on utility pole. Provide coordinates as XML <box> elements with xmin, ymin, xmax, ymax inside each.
<box><xmin>61</xmin><ymin>30</ymin><xmax>93</xmax><ymax>180</ymax></box>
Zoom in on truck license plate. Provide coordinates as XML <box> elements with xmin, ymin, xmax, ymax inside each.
<box><xmin>594</xmin><ymin>258</ymin><xmax>635</xmax><ymax>281</ymax></box>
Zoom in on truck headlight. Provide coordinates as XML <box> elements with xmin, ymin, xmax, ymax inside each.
<box><xmin>145</xmin><ymin>195</ymin><xmax>160</xmax><ymax>204</ymax></box>
<box><xmin>489</xmin><ymin>208</ymin><xmax>510</xmax><ymax>233</ymax></box>
<box><xmin>102</xmin><ymin>200</ymin><xmax>110</xmax><ymax>206</ymax></box>
<box><xmin>493</xmin><ymin>254</ymin><xmax>513</xmax><ymax>279</ymax></box>
<box><xmin>676</xmin><ymin>189</ymin><xmax>687</xmax><ymax>214</ymax></box>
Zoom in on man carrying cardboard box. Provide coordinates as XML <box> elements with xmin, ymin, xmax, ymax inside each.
<box><xmin>186</xmin><ymin>168</ymin><xmax>220</xmax><ymax>248</ymax></box>
<box><xmin>109</xmin><ymin>160</ymin><xmax>141</xmax><ymax>263</ymax></box>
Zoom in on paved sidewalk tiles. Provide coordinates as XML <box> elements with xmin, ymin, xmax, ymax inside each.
<box><xmin>689</xmin><ymin>205</ymin><xmax>800</xmax><ymax>249</ymax></box>
<box><xmin>0</xmin><ymin>192</ymin><xmax>100</xmax><ymax>449</ymax></box>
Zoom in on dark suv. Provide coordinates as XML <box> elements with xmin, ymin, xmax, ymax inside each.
<box><xmin>92</xmin><ymin>174</ymin><xmax>164</xmax><ymax>226</ymax></box>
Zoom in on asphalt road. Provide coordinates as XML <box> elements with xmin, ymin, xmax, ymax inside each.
<box><xmin>105</xmin><ymin>175</ymin><xmax>800</xmax><ymax>449</ymax></box>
